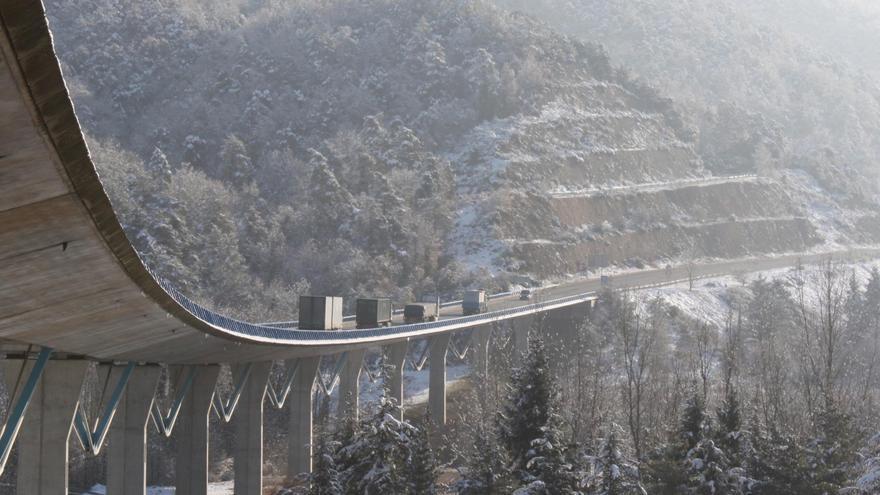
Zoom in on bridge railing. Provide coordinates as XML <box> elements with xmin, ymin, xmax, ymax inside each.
<box><xmin>150</xmin><ymin>263</ymin><xmax>726</xmax><ymax>345</ymax></box>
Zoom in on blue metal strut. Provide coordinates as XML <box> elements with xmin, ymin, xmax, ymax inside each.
<box><xmin>72</xmin><ymin>362</ymin><xmax>136</xmax><ymax>455</ymax></box>
<box><xmin>150</xmin><ymin>366</ymin><xmax>197</xmax><ymax>437</ymax></box>
<box><xmin>211</xmin><ymin>364</ymin><xmax>252</xmax><ymax>423</ymax></box>
<box><xmin>0</xmin><ymin>347</ymin><xmax>53</xmax><ymax>476</ymax></box>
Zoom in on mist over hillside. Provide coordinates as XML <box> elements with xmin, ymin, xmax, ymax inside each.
<box><xmin>496</xmin><ymin>0</ymin><xmax>880</xmax><ymax>195</ymax></box>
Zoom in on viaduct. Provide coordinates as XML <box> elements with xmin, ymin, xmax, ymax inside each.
<box><xmin>0</xmin><ymin>1</ymin><xmax>875</xmax><ymax>493</ymax></box>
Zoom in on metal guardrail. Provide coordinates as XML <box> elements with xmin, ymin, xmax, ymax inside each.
<box><xmin>259</xmin><ymin>291</ymin><xmax>515</xmax><ymax>329</ymax></box>
<box><xmin>151</xmin><ymin>262</ymin><xmax>726</xmax><ymax>346</ymax></box>
<box><xmin>154</xmin><ymin>273</ymin><xmax>597</xmax><ymax>344</ymax></box>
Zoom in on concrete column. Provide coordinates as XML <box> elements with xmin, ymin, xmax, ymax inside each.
<box><xmin>428</xmin><ymin>333</ymin><xmax>452</xmax><ymax>426</ymax></box>
<box><xmin>472</xmin><ymin>324</ymin><xmax>492</xmax><ymax>379</ymax></box>
<box><xmin>234</xmin><ymin>362</ymin><xmax>272</xmax><ymax>495</ymax></box>
<box><xmin>338</xmin><ymin>348</ymin><xmax>366</xmax><ymax>422</ymax></box>
<box><xmin>385</xmin><ymin>340</ymin><xmax>408</xmax><ymax>417</ymax></box>
<box><xmin>2</xmin><ymin>359</ymin><xmax>88</xmax><ymax>495</ymax></box>
<box><xmin>512</xmin><ymin>314</ymin><xmax>535</xmax><ymax>355</ymax></box>
<box><xmin>175</xmin><ymin>365</ymin><xmax>220</xmax><ymax>495</ymax></box>
<box><xmin>107</xmin><ymin>365</ymin><xmax>161</xmax><ymax>495</ymax></box>
<box><xmin>288</xmin><ymin>357</ymin><xmax>320</xmax><ymax>478</ymax></box>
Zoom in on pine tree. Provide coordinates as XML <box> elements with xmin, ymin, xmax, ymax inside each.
<box><xmin>855</xmin><ymin>433</ymin><xmax>880</xmax><ymax>494</ymax></box>
<box><xmin>336</xmin><ymin>366</ymin><xmax>414</xmax><ymax>495</ymax></box>
<box><xmin>523</xmin><ymin>418</ymin><xmax>581</xmax><ymax>494</ymax></box>
<box><xmin>593</xmin><ymin>428</ymin><xmax>646</xmax><ymax>495</ymax></box>
<box><xmin>497</xmin><ymin>335</ymin><xmax>557</xmax><ymax>471</ymax></box>
<box><xmin>750</xmin><ymin>426</ymin><xmax>813</xmax><ymax>495</ymax></box>
<box><xmin>808</xmin><ymin>402</ymin><xmax>858</xmax><ymax>494</ymax></box>
<box><xmin>681</xmin><ymin>393</ymin><xmax>708</xmax><ymax>452</ymax></box>
<box><xmin>310</xmin><ymin>434</ymin><xmax>343</xmax><ymax>495</ymax></box>
<box><xmin>715</xmin><ymin>388</ymin><xmax>743</xmax><ymax>466</ymax></box>
<box><xmin>456</xmin><ymin>410</ymin><xmax>514</xmax><ymax>495</ymax></box>
<box><xmin>409</xmin><ymin>419</ymin><xmax>437</xmax><ymax>495</ymax></box>
<box><xmin>310</xmin><ymin>397</ymin><xmax>343</xmax><ymax>495</ymax></box>
<box><xmin>684</xmin><ymin>439</ymin><xmax>743</xmax><ymax>495</ymax></box>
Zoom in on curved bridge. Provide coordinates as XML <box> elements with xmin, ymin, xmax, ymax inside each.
<box><xmin>0</xmin><ymin>0</ymin><xmax>600</xmax><ymax>364</ymax></box>
<box><xmin>4</xmin><ymin>3</ymin><xmax>880</xmax><ymax>494</ymax></box>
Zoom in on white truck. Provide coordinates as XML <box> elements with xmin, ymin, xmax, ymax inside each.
<box><xmin>298</xmin><ymin>296</ymin><xmax>343</xmax><ymax>330</ymax></box>
<box><xmin>462</xmin><ymin>289</ymin><xmax>488</xmax><ymax>315</ymax></box>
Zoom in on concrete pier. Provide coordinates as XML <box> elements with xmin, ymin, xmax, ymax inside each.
<box><xmin>2</xmin><ymin>359</ymin><xmax>88</xmax><ymax>495</ymax></box>
<box><xmin>175</xmin><ymin>365</ymin><xmax>220</xmax><ymax>495</ymax></box>
<box><xmin>234</xmin><ymin>362</ymin><xmax>272</xmax><ymax>495</ymax></box>
<box><xmin>107</xmin><ymin>365</ymin><xmax>161</xmax><ymax>495</ymax></box>
<box><xmin>385</xmin><ymin>340</ymin><xmax>409</xmax><ymax>417</ymax></box>
<box><xmin>512</xmin><ymin>314</ymin><xmax>536</xmax><ymax>355</ymax></box>
<box><xmin>339</xmin><ymin>349</ymin><xmax>366</xmax><ymax>421</ymax></box>
<box><xmin>472</xmin><ymin>325</ymin><xmax>492</xmax><ymax>379</ymax></box>
<box><xmin>288</xmin><ymin>357</ymin><xmax>320</xmax><ymax>477</ymax></box>
<box><xmin>428</xmin><ymin>333</ymin><xmax>452</xmax><ymax>425</ymax></box>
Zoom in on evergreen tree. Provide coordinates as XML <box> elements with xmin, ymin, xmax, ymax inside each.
<box><xmin>311</xmin><ymin>434</ymin><xmax>343</xmax><ymax>495</ymax></box>
<box><xmin>682</xmin><ymin>393</ymin><xmax>708</xmax><ymax>452</ymax></box>
<box><xmin>523</xmin><ymin>419</ymin><xmax>581</xmax><ymax>494</ymax></box>
<box><xmin>807</xmin><ymin>403</ymin><xmax>858</xmax><ymax>494</ymax></box>
<box><xmin>684</xmin><ymin>439</ymin><xmax>744</xmax><ymax>495</ymax></box>
<box><xmin>750</xmin><ymin>426</ymin><xmax>814</xmax><ymax>495</ymax></box>
<box><xmin>310</xmin><ymin>397</ymin><xmax>343</xmax><ymax>495</ymax></box>
<box><xmin>854</xmin><ymin>433</ymin><xmax>880</xmax><ymax>494</ymax></box>
<box><xmin>336</xmin><ymin>366</ymin><xmax>414</xmax><ymax>495</ymax></box>
<box><xmin>716</xmin><ymin>388</ymin><xmax>744</xmax><ymax>466</ymax></box>
<box><xmin>219</xmin><ymin>134</ymin><xmax>253</xmax><ymax>188</ymax></box>
<box><xmin>593</xmin><ymin>428</ymin><xmax>646</xmax><ymax>495</ymax></box>
<box><xmin>409</xmin><ymin>418</ymin><xmax>437</xmax><ymax>495</ymax></box>
<box><xmin>456</xmin><ymin>409</ymin><xmax>514</xmax><ymax>494</ymax></box>
<box><xmin>498</xmin><ymin>335</ymin><xmax>557</xmax><ymax>471</ymax></box>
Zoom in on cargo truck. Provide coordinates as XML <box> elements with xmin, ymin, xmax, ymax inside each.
<box><xmin>298</xmin><ymin>296</ymin><xmax>343</xmax><ymax>330</ymax></box>
<box><xmin>462</xmin><ymin>289</ymin><xmax>488</xmax><ymax>315</ymax></box>
<box><xmin>355</xmin><ymin>298</ymin><xmax>393</xmax><ymax>328</ymax></box>
<box><xmin>404</xmin><ymin>302</ymin><xmax>438</xmax><ymax>323</ymax></box>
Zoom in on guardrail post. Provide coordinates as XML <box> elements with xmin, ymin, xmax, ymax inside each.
<box><xmin>473</xmin><ymin>324</ymin><xmax>492</xmax><ymax>379</ymax></box>
<box><xmin>428</xmin><ymin>333</ymin><xmax>453</xmax><ymax>426</ymax></box>
<box><xmin>339</xmin><ymin>349</ymin><xmax>366</xmax><ymax>422</ymax></box>
<box><xmin>234</xmin><ymin>362</ymin><xmax>272</xmax><ymax>495</ymax></box>
<box><xmin>3</xmin><ymin>359</ymin><xmax>87</xmax><ymax>495</ymax></box>
<box><xmin>175</xmin><ymin>365</ymin><xmax>220</xmax><ymax>495</ymax></box>
<box><xmin>385</xmin><ymin>340</ymin><xmax>408</xmax><ymax>419</ymax></box>
<box><xmin>288</xmin><ymin>357</ymin><xmax>320</xmax><ymax>478</ymax></box>
<box><xmin>107</xmin><ymin>364</ymin><xmax>161</xmax><ymax>495</ymax></box>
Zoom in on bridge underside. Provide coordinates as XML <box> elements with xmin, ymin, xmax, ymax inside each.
<box><xmin>0</xmin><ymin>0</ymin><xmax>384</xmax><ymax>363</ymax></box>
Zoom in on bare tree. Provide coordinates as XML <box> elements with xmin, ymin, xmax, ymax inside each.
<box><xmin>617</xmin><ymin>294</ymin><xmax>660</xmax><ymax>459</ymax></box>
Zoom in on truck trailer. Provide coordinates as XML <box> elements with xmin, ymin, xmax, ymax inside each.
<box><xmin>462</xmin><ymin>289</ymin><xmax>488</xmax><ymax>315</ymax></box>
<box><xmin>355</xmin><ymin>298</ymin><xmax>393</xmax><ymax>328</ymax></box>
<box><xmin>298</xmin><ymin>295</ymin><xmax>344</xmax><ymax>330</ymax></box>
<box><xmin>404</xmin><ymin>303</ymin><xmax>438</xmax><ymax>323</ymax></box>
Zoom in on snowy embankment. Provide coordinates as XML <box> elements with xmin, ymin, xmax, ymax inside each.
<box><xmin>634</xmin><ymin>258</ymin><xmax>880</xmax><ymax>327</ymax></box>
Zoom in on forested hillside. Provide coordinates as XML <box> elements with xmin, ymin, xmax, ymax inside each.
<box><xmin>496</xmin><ymin>0</ymin><xmax>880</xmax><ymax>196</ymax></box>
<box><xmin>45</xmin><ymin>0</ymin><xmax>880</xmax><ymax>322</ymax></box>
<box><xmin>44</xmin><ymin>0</ymin><xmax>696</xmax><ymax>319</ymax></box>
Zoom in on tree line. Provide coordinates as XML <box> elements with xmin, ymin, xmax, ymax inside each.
<box><xmin>300</xmin><ymin>261</ymin><xmax>880</xmax><ymax>494</ymax></box>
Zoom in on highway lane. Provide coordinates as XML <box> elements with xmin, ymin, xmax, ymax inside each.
<box><xmin>312</xmin><ymin>246</ymin><xmax>880</xmax><ymax>332</ymax></box>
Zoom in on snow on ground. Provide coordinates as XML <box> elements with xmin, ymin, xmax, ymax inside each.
<box><xmin>632</xmin><ymin>258</ymin><xmax>880</xmax><ymax>330</ymax></box>
<box><xmin>548</xmin><ymin>174</ymin><xmax>757</xmax><ymax>198</ymax></box>
<box><xmin>358</xmin><ymin>362</ymin><xmax>473</xmax><ymax>407</ymax></box>
<box><xmin>402</xmin><ymin>364</ymin><xmax>471</xmax><ymax>406</ymax></box>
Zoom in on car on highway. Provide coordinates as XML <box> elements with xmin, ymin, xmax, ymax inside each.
<box><xmin>519</xmin><ymin>289</ymin><xmax>533</xmax><ymax>300</ymax></box>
